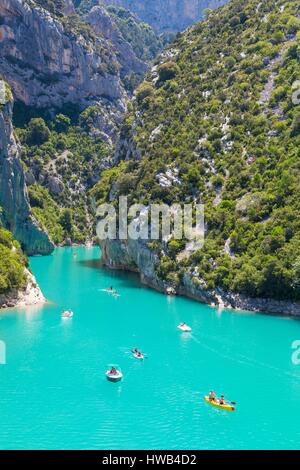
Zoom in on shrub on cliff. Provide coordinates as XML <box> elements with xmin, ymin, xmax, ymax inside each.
<box><xmin>26</xmin><ymin>118</ymin><xmax>51</xmax><ymax>146</ymax></box>
<box><xmin>0</xmin><ymin>229</ymin><xmax>27</xmax><ymax>294</ymax></box>
<box><xmin>136</xmin><ymin>83</ymin><xmax>154</xmax><ymax>104</ymax></box>
<box><xmin>157</xmin><ymin>62</ymin><xmax>179</xmax><ymax>83</ymax></box>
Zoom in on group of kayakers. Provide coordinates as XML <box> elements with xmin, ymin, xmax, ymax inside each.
<box><xmin>99</xmin><ymin>282</ymin><xmax>234</xmax><ymax>409</ymax></box>
<box><xmin>132</xmin><ymin>348</ymin><xmax>144</xmax><ymax>359</ymax></box>
<box><xmin>209</xmin><ymin>390</ymin><xmax>226</xmax><ymax>405</ymax></box>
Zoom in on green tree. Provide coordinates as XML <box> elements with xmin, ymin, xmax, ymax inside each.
<box><xmin>136</xmin><ymin>83</ymin><xmax>154</xmax><ymax>103</ymax></box>
<box><xmin>26</xmin><ymin>118</ymin><xmax>50</xmax><ymax>146</ymax></box>
<box><xmin>157</xmin><ymin>62</ymin><xmax>179</xmax><ymax>82</ymax></box>
<box><xmin>59</xmin><ymin>209</ymin><xmax>73</xmax><ymax>235</ymax></box>
<box><xmin>55</xmin><ymin>114</ymin><xmax>71</xmax><ymax>133</ymax></box>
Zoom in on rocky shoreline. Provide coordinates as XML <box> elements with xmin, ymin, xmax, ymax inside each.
<box><xmin>100</xmin><ymin>239</ymin><xmax>300</xmax><ymax>318</ymax></box>
<box><xmin>0</xmin><ymin>269</ymin><xmax>45</xmax><ymax>310</ymax></box>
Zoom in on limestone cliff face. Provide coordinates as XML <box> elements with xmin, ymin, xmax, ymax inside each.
<box><xmin>0</xmin><ymin>268</ymin><xmax>45</xmax><ymax>308</ymax></box>
<box><xmin>62</xmin><ymin>0</ymin><xmax>76</xmax><ymax>15</ymax></box>
<box><xmin>101</xmin><ymin>0</ymin><xmax>228</xmax><ymax>32</ymax></box>
<box><xmin>0</xmin><ymin>0</ymin><xmax>127</xmax><ymax>113</ymax></box>
<box><xmin>0</xmin><ymin>89</ymin><xmax>54</xmax><ymax>255</ymax></box>
<box><xmin>85</xmin><ymin>6</ymin><xmax>147</xmax><ymax>79</ymax></box>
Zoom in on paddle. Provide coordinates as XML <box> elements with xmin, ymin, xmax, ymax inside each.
<box><xmin>217</xmin><ymin>396</ymin><xmax>236</xmax><ymax>406</ymax></box>
<box><xmin>219</xmin><ymin>393</ymin><xmax>236</xmax><ymax>405</ymax></box>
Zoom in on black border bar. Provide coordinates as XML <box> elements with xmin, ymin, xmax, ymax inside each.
<box><xmin>0</xmin><ymin>450</ymin><xmax>299</xmax><ymax>465</ymax></box>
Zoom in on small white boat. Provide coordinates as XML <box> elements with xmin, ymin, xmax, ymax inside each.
<box><xmin>62</xmin><ymin>310</ymin><xmax>74</xmax><ymax>319</ymax></box>
<box><xmin>132</xmin><ymin>350</ymin><xmax>145</xmax><ymax>360</ymax></box>
<box><xmin>177</xmin><ymin>323</ymin><xmax>192</xmax><ymax>332</ymax></box>
<box><xmin>106</xmin><ymin>369</ymin><xmax>123</xmax><ymax>382</ymax></box>
<box><xmin>100</xmin><ymin>288</ymin><xmax>120</xmax><ymax>297</ymax></box>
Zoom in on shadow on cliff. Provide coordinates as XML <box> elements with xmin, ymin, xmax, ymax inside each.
<box><xmin>77</xmin><ymin>258</ymin><xmax>142</xmax><ymax>289</ymax></box>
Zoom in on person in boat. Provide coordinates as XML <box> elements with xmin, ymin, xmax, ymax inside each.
<box><xmin>209</xmin><ymin>390</ymin><xmax>216</xmax><ymax>402</ymax></box>
<box><xmin>109</xmin><ymin>367</ymin><xmax>117</xmax><ymax>375</ymax></box>
<box><xmin>180</xmin><ymin>322</ymin><xmax>186</xmax><ymax>327</ymax></box>
<box><xmin>62</xmin><ymin>310</ymin><xmax>71</xmax><ymax>316</ymax></box>
<box><xmin>219</xmin><ymin>395</ymin><xmax>226</xmax><ymax>405</ymax></box>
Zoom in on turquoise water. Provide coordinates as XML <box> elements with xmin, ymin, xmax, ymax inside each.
<box><xmin>0</xmin><ymin>246</ymin><xmax>300</xmax><ymax>450</ymax></box>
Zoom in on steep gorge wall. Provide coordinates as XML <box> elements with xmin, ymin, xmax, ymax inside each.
<box><xmin>101</xmin><ymin>0</ymin><xmax>228</xmax><ymax>32</ymax></box>
<box><xmin>0</xmin><ymin>0</ymin><xmax>127</xmax><ymax>112</ymax></box>
<box><xmin>85</xmin><ymin>5</ymin><xmax>147</xmax><ymax>78</ymax></box>
<box><xmin>0</xmin><ymin>86</ymin><xmax>54</xmax><ymax>255</ymax></box>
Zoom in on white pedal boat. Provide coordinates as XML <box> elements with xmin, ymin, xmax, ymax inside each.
<box><xmin>106</xmin><ymin>369</ymin><xmax>123</xmax><ymax>382</ymax></box>
<box><xmin>62</xmin><ymin>310</ymin><xmax>74</xmax><ymax>319</ymax></box>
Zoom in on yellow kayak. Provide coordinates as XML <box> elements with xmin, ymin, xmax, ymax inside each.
<box><xmin>204</xmin><ymin>396</ymin><xmax>235</xmax><ymax>411</ymax></box>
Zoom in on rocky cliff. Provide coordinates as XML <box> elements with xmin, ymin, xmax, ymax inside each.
<box><xmin>0</xmin><ymin>81</ymin><xmax>54</xmax><ymax>255</ymax></box>
<box><xmin>100</xmin><ymin>238</ymin><xmax>300</xmax><ymax>317</ymax></box>
<box><xmin>96</xmin><ymin>0</ymin><xmax>300</xmax><ymax>317</ymax></box>
<box><xmin>84</xmin><ymin>5</ymin><xmax>147</xmax><ymax>80</ymax></box>
<box><xmin>100</xmin><ymin>0</ymin><xmax>228</xmax><ymax>32</ymax></box>
<box><xmin>0</xmin><ymin>0</ymin><xmax>128</xmax><ymax>121</ymax></box>
<box><xmin>0</xmin><ymin>268</ymin><xmax>45</xmax><ymax>308</ymax></box>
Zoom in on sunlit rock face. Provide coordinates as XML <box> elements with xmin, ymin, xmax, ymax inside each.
<box><xmin>0</xmin><ymin>0</ymin><xmax>126</xmax><ymax>110</ymax></box>
<box><xmin>84</xmin><ymin>5</ymin><xmax>147</xmax><ymax>78</ymax></box>
<box><xmin>100</xmin><ymin>0</ymin><xmax>228</xmax><ymax>32</ymax></box>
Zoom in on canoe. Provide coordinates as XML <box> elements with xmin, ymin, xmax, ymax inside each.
<box><xmin>204</xmin><ymin>396</ymin><xmax>235</xmax><ymax>411</ymax></box>
<box><xmin>132</xmin><ymin>351</ymin><xmax>144</xmax><ymax>360</ymax></box>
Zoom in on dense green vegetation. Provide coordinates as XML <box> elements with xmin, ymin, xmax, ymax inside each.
<box><xmin>93</xmin><ymin>0</ymin><xmax>300</xmax><ymax>302</ymax></box>
<box><xmin>17</xmin><ymin>111</ymin><xmax>110</xmax><ymax>244</ymax></box>
<box><xmin>0</xmin><ymin>227</ymin><xmax>27</xmax><ymax>294</ymax></box>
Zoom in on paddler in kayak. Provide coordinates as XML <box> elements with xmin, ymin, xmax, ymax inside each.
<box><xmin>132</xmin><ymin>348</ymin><xmax>143</xmax><ymax>357</ymax></box>
<box><xmin>219</xmin><ymin>395</ymin><xmax>226</xmax><ymax>405</ymax></box>
<box><xmin>208</xmin><ymin>390</ymin><xmax>216</xmax><ymax>402</ymax></box>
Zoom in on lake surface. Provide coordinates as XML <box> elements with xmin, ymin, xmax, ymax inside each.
<box><xmin>0</xmin><ymin>246</ymin><xmax>300</xmax><ymax>450</ymax></box>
